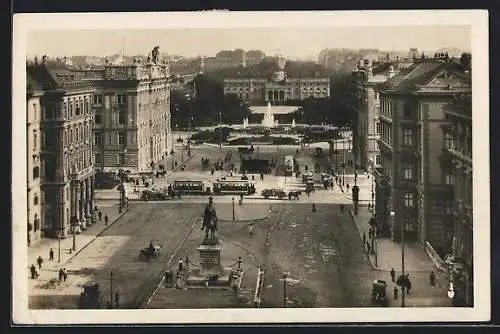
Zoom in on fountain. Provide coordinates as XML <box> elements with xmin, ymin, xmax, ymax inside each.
<box><xmin>262</xmin><ymin>102</ymin><xmax>275</xmax><ymax>128</ymax></box>
<box><xmin>291</xmin><ymin>118</ymin><xmax>296</xmax><ymax>128</ymax></box>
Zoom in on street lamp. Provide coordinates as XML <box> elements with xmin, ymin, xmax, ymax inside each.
<box><xmin>70</xmin><ymin>215</ymin><xmax>77</xmax><ymax>251</ymax></box>
<box><xmin>232</xmin><ymin>197</ymin><xmax>235</xmax><ymax>221</ymax></box>
<box><xmin>391</xmin><ymin>210</ymin><xmax>406</xmax><ymax>307</ymax></box>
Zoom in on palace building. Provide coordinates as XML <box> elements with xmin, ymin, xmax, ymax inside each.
<box><xmin>26</xmin><ymin>49</ymin><xmax>172</xmax><ymax>242</ymax></box>
<box><xmin>223</xmin><ymin>74</ymin><xmax>330</xmax><ymax>104</ymax></box>
<box><xmin>373</xmin><ymin>58</ymin><xmax>471</xmax><ymax>257</ymax></box>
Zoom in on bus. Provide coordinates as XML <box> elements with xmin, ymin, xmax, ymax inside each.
<box><xmin>285</xmin><ymin>155</ymin><xmax>294</xmax><ymax>175</ymax></box>
<box><xmin>213</xmin><ymin>180</ymin><xmax>256</xmax><ymax>195</ymax></box>
<box><xmin>172</xmin><ymin>180</ymin><xmax>210</xmax><ymax>195</ymax></box>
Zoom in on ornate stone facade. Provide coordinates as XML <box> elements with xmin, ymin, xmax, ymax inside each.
<box><xmin>374</xmin><ymin>59</ymin><xmax>471</xmax><ymax>251</ymax></box>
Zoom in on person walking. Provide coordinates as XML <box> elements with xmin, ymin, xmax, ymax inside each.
<box><xmin>390</xmin><ymin>268</ymin><xmax>396</xmax><ymax>282</ymax></box>
<box><xmin>393</xmin><ymin>286</ymin><xmax>399</xmax><ymax>300</ymax></box>
<box><xmin>429</xmin><ymin>271</ymin><xmax>436</xmax><ymax>286</ymax></box>
<box><xmin>58</xmin><ymin>268</ymin><xmax>64</xmax><ymax>281</ymax></box>
<box><xmin>30</xmin><ymin>264</ymin><xmax>38</xmax><ymax>279</ymax></box>
<box><xmin>406</xmin><ymin>276</ymin><xmax>412</xmax><ymax>294</ymax></box>
<box><xmin>49</xmin><ymin>248</ymin><xmax>54</xmax><ymax>261</ymax></box>
<box><xmin>37</xmin><ymin>256</ymin><xmax>43</xmax><ymax>269</ymax></box>
<box><xmin>104</xmin><ymin>214</ymin><xmax>109</xmax><ymax>225</ymax></box>
<box><xmin>98</xmin><ymin>211</ymin><xmax>102</xmax><ymax>221</ymax></box>
<box><xmin>63</xmin><ymin>268</ymin><xmax>68</xmax><ymax>282</ymax></box>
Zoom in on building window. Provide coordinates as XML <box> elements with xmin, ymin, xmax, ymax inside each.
<box><xmin>445</xmin><ymin>131</ymin><xmax>456</xmax><ymax>150</ymax></box>
<box><xmin>34</xmin><ymin>214</ymin><xmax>40</xmax><ymax>232</ymax></box>
<box><xmin>33</xmin><ymin>104</ymin><xmax>38</xmax><ymax>120</ymax></box>
<box><xmin>69</xmin><ymin>104</ymin><xmax>73</xmax><ymax>117</ymax></box>
<box><xmin>376</xmin><ymin>122</ymin><xmax>381</xmax><ymax>135</ymax></box>
<box><xmin>403</xmin><ymin>103</ymin><xmax>412</xmax><ymax>117</ymax></box>
<box><xmin>119</xmin><ymin>110</ymin><xmax>126</xmax><ymax>124</ymax></box>
<box><xmin>75</xmin><ymin>104</ymin><xmax>81</xmax><ymax>116</ymax></box>
<box><xmin>118</xmin><ymin>153</ymin><xmax>125</xmax><ymax>165</ymax></box>
<box><xmin>44</xmin><ymin>108</ymin><xmax>54</xmax><ymax>120</ymax></box>
<box><xmin>32</xmin><ymin>166</ymin><xmax>39</xmax><ymax>179</ymax></box>
<box><xmin>404</xmin><ymin>216</ymin><xmax>416</xmax><ymax>231</ymax></box>
<box><xmin>95</xmin><ymin>153</ymin><xmax>101</xmax><ymax>164</ymax></box>
<box><xmin>117</xmin><ymin>94</ymin><xmax>127</xmax><ymax>104</ymax></box>
<box><xmin>403</xmin><ymin>128</ymin><xmax>413</xmax><ymax>146</ymax></box>
<box><xmin>94</xmin><ymin>133</ymin><xmax>102</xmax><ymax>146</ymax></box>
<box><xmin>118</xmin><ymin>132</ymin><xmax>126</xmax><ymax>146</ymax></box>
<box><xmin>34</xmin><ymin>194</ymin><xmax>39</xmax><ymax>206</ymax></box>
<box><xmin>95</xmin><ymin>114</ymin><xmax>102</xmax><ymax>125</ymax></box>
<box><xmin>403</xmin><ymin>192</ymin><xmax>414</xmax><ymax>208</ymax></box>
<box><xmin>445</xmin><ymin>171</ymin><xmax>455</xmax><ymax>185</ymax></box>
<box><xmin>445</xmin><ymin>200</ymin><xmax>453</xmax><ymax>214</ymax></box>
<box><xmin>375</xmin><ymin>155</ymin><xmax>381</xmax><ymax>165</ymax></box>
<box><xmin>402</xmin><ymin>163</ymin><xmax>414</xmax><ymax>180</ymax></box>
<box><xmin>33</xmin><ymin>130</ymin><xmax>37</xmax><ymax>150</ymax></box>
<box><xmin>93</xmin><ymin>95</ymin><xmax>102</xmax><ymax>105</ymax></box>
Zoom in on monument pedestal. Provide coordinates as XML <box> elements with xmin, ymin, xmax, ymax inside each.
<box><xmin>198</xmin><ymin>243</ymin><xmax>222</xmax><ymax>278</ymax></box>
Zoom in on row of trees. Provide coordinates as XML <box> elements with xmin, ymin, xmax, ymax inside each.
<box><xmin>170</xmin><ymin>70</ymin><xmax>359</xmax><ymax>130</ymax></box>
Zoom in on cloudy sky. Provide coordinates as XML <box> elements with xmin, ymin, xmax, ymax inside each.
<box><xmin>27</xmin><ymin>26</ymin><xmax>470</xmax><ymax>60</ymax></box>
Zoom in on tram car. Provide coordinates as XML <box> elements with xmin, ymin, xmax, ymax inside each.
<box><xmin>172</xmin><ymin>180</ymin><xmax>211</xmax><ymax>195</ymax></box>
<box><xmin>213</xmin><ymin>180</ymin><xmax>256</xmax><ymax>195</ymax></box>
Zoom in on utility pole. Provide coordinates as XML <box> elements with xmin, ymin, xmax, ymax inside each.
<box><xmin>110</xmin><ymin>270</ymin><xmax>114</xmax><ymax>309</ymax></box>
<box><xmin>232</xmin><ymin>197</ymin><xmax>235</xmax><ymax>221</ymax></box>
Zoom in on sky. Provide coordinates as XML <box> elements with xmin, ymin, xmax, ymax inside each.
<box><xmin>27</xmin><ymin>26</ymin><xmax>470</xmax><ymax>60</ymax></box>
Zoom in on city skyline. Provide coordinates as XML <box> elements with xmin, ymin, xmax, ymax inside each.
<box><xmin>27</xmin><ymin>26</ymin><xmax>471</xmax><ymax>60</ymax></box>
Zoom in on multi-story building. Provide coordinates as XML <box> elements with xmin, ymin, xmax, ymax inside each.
<box><xmin>224</xmin><ymin>75</ymin><xmax>330</xmax><ymax>104</ymax></box>
<box><xmin>373</xmin><ymin>58</ymin><xmax>471</xmax><ymax>253</ymax></box>
<box><xmin>26</xmin><ymin>51</ymin><xmax>172</xmax><ymax>241</ymax></box>
<box><xmin>444</xmin><ymin>93</ymin><xmax>473</xmax><ymax>306</ymax></box>
<box><xmin>246</xmin><ymin>50</ymin><xmax>265</xmax><ymax>66</ymax></box>
<box><xmin>27</xmin><ymin>57</ymin><xmax>97</xmax><ymax>239</ymax></box>
<box><xmin>353</xmin><ymin>60</ymin><xmax>399</xmax><ymax>170</ymax></box>
<box><xmin>91</xmin><ymin>59</ymin><xmax>171</xmax><ymax>174</ymax></box>
<box><xmin>26</xmin><ymin>74</ymin><xmax>43</xmax><ymax>246</ymax></box>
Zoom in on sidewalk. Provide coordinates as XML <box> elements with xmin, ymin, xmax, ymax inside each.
<box><xmin>349</xmin><ymin>205</ymin><xmax>451</xmax><ymax>307</ymax></box>
<box><xmin>27</xmin><ymin>201</ymin><xmax>126</xmax><ymax>276</ymax></box>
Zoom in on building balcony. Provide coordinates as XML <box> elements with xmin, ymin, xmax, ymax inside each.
<box><xmin>447</xmin><ymin>148</ymin><xmax>472</xmax><ymax>166</ymax></box>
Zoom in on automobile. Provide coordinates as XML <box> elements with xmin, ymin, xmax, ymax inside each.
<box><xmin>141</xmin><ymin>189</ymin><xmax>169</xmax><ymax>201</ymax></box>
<box><xmin>261</xmin><ymin>188</ymin><xmax>287</xmax><ymax>199</ymax></box>
<box><xmin>371</xmin><ymin>280</ymin><xmax>389</xmax><ymax>307</ymax></box>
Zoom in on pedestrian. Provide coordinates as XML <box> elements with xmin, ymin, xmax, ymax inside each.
<box><xmin>211</xmin><ymin>168</ymin><xmax>214</xmax><ymax>176</ymax></box>
<box><xmin>368</xmin><ymin>229</ymin><xmax>372</xmax><ymax>239</ymax></box>
<box><xmin>63</xmin><ymin>268</ymin><xmax>67</xmax><ymax>281</ymax></box>
<box><xmin>406</xmin><ymin>276</ymin><xmax>412</xmax><ymax>294</ymax></box>
<box><xmin>49</xmin><ymin>248</ymin><xmax>54</xmax><ymax>261</ymax></box>
<box><xmin>393</xmin><ymin>286</ymin><xmax>399</xmax><ymax>300</ymax></box>
<box><xmin>429</xmin><ymin>271</ymin><xmax>436</xmax><ymax>286</ymax></box>
<box><xmin>362</xmin><ymin>232</ymin><xmax>366</xmax><ymax>245</ymax></box>
<box><xmin>59</xmin><ymin>268</ymin><xmax>64</xmax><ymax>281</ymax></box>
<box><xmin>37</xmin><ymin>256</ymin><xmax>43</xmax><ymax>269</ymax></box>
<box><xmin>390</xmin><ymin>268</ymin><xmax>395</xmax><ymax>282</ymax></box>
<box><xmin>98</xmin><ymin>210</ymin><xmax>102</xmax><ymax>221</ymax></box>
<box><xmin>30</xmin><ymin>264</ymin><xmax>37</xmax><ymax>279</ymax></box>
<box><xmin>104</xmin><ymin>214</ymin><xmax>109</xmax><ymax>225</ymax></box>
<box><xmin>368</xmin><ymin>202</ymin><xmax>371</xmax><ymax>211</ymax></box>
<box><xmin>346</xmin><ymin>184</ymin><xmax>350</xmax><ymax>191</ymax></box>
<box><xmin>178</xmin><ymin>258</ymin><xmax>183</xmax><ymax>273</ymax></box>
<box><xmin>249</xmin><ymin>225</ymin><xmax>253</xmax><ymax>237</ymax></box>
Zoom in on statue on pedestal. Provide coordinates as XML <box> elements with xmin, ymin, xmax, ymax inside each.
<box><xmin>201</xmin><ymin>196</ymin><xmax>218</xmax><ymax>244</ymax></box>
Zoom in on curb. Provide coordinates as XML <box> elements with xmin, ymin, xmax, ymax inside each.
<box><xmin>61</xmin><ymin>209</ymin><xmax>128</xmax><ymax>266</ymax></box>
<box><xmin>349</xmin><ymin>209</ymin><xmax>382</xmax><ymax>271</ymax></box>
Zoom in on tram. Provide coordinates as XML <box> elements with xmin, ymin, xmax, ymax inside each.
<box><xmin>213</xmin><ymin>180</ymin><xmax>256</xmax><ymax>195</ymax></box>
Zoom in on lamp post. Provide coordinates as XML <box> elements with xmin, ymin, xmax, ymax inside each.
<box><xmin>232</xmin><ymin>197</ymin><xmax>235</xmax><ymax>221</ymax></box>
<box><xmin>71</xmin><ymin>215</ymin><xmax>77</xmax><ymax>251</ymax></box>
<box><xmin>109</xmin><ymin>270</ymin><xmax>114</xmax><ymax>309</ymax></box>
<box><xmin>392</xmin><ymin>210</ymin><xmax>406</xmax><ymax>307</ymax></box>
<box><xmin>58</xmin><ymin>227</ymin><xmax>62</xmax><ymax>262</ymax></box>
